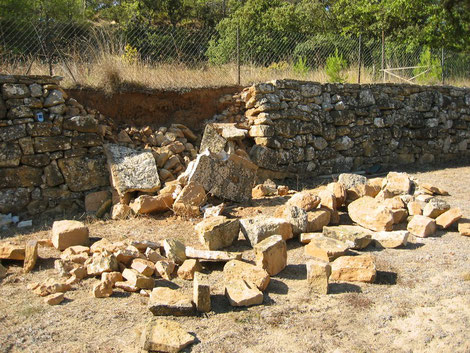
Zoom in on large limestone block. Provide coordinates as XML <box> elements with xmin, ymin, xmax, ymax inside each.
<box><xmin>348</xmin><ymin>196</ymin><xmax>394</xmax><ymax>231</ymax></box>
<box><xmin>104</xmin><ymin>144</ymin><xmax>161</xmax><ymax>196</ymax></box>
<box><xmin>338</xmin><ymin>173</ymin><xmax>367</xmax><ymax>189</ymax></box>
<box><xmin>173</xmin><ymin>181</ymin><xmax>207</xmax><ymax>217</ymax></box>
<box><xmin>281</xmin><ymin>205</ymin><xmax>308</xmax><ymax>235</ymax></box>
<box><xmin>23</xmin><ymin>240</ymin><xmax>38</xmax><ymax>273</ymax></box>
<box><xmin>423</xmin><ymin>198</ymin><xmax>450</xmax><ymax>218</ymax></box>
<box><xmin>86</xmin><ymin>251</ymin><xmax>119</xmax><ymax>276</ymax></box>
<box><xmin>0</xmin><ymin>243</ymin><xmax>26</xmax><ymax>260</ymax></box>
<box><xmin>382</xmin><ymin>172</ymin><xmax>412</xmax><ymax>195</ymax></box>
<box><xmin>326</xmin><ymin>182</ymin><xmax>347</xmax><ymax>207</ymax></box>
<box><xmin>196</xmin><ymin>216</ymin><xmax>240</xmax><ymax>250</ymax></box>
<box><xmin>193</xmin><ymin>272</ymin><xmax>211</xmax><ymax>312</ymax></box>
<box><xmin>372</xmin><ymin>231</ymin><xmax>409</xmax><ymax>248</ymax></box>
<box><xmin>330</xmin><ymin>255</ymin><xmax>376</xmax><ymax>283</ymax></box>
<box><xmin>51</xmin><ymin>220</ymin><xmax>89</xmax><ymax>251</ymax></box>
<box><xmin>140</xmin><ymin>319</ymin><xmax>196</xmax><ymax>353</ymax></box>
<box><xmin>306</xmin><ymin>209</ymin><xmax>331</xmax><ymax>232</ymax></box>
<box><xmin>286</xmin><ymin>191</ymin><xmax>321</xmax><ymax>211</ymax></box>
<box><xmin>163</xmin><ymin>238</ymin><xmax>186</xmax><ymax>265</ymax></box>
<box><xmin>185</xmin><ymin>247</ymin><xmax>242</xmax><ymax>262</ymax></box>
<box><xmin>148</xmin><ymin>287</ymin><xmax>196</xmax><ymax>316</ymax></box>
<box><xmin>458</xmin><ymin>221</ymin><xmax>470</xmax><ymax>236</ymax></box>
<box><xmin>122</xmin><ymin>268</ymin><xmax>155</xmax><ymax>289</ymax></box>
<box><xmin>436</xmin><ymin>208</ymin><xmax>462</xmax><ymax>229</ymax></box>
<box><xmin>57</xmin><ymin>155</ymin><xmax>109</xmax><ymax>192</ymax></box>
<box><xmin>318</xmin><ymin>189</ymin><xmax>337</xmax><ymax>211</ymax></box>
<box><xmin>407</xmin><ymin>215</ymin><xmax>436</xmax><ymax>237</ymax></box>
<box><xmin>130</xmin><ymin>193</ymin><xmax>174</xmax><ymax>214</ymax></box>
<box><xmin>223</xmin><ymin>260</ymin><xmax>270</xmax><ymax>291</ymax></box>
<box><xmin>253</xmin><ymin>235</ymin><xmax>287</xmax><ymax>276</ymax></box>
<box><xmin>178</xmin><ymin>259</ymin><xmax>202</xmax><ymax>280</ymax></box>
<box><xmin>304</xmin><ymin>234</ymin><xmax>349</xmax><ymax>261</ymax></box>
<box><xmin>306</xmin><ymin>259</ymin><xmax>331</xmax><ymax>295</ymax></box>
<box><xmin>407</xmin><ymin>201</ymin><xmax>422</xmax><ymax>216</ymax></box>
<box><xmin>240</xmin><ymin>216</ymin><xmax>293</xmax><ymax>246</ymax></box>
<box><xmin>182</xmin><ymin>151</ymin><xmax>257</xmax><ymax>203</ymax></box>
<box><xmin>322</xmin><ymin>225</ymin><xmax>372</xmax><ymax>249</ymax></box>
<box><xmin>225</xmin><ymin>280</ymin><xmax>264</xmax><ymax>307</ymax></box>
<box><xmin>199</xmin><ymin>123</ymin><xmax>227</xmax><ymax>153</ymax></box>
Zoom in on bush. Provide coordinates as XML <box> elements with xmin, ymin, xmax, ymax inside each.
<box><xmin>414</xmin><ymin>47</ymin><xmax>442</xmax><ymax>84</ymax></box>
<box><xmin>293</xmin><ymin>56</ymin><xmax>309</xmax><ymax>76</ymax></box>
<box><xmin>325</xmin><ymin>49</ymin><xmax>347</xmax><ymax>83</ymax></box>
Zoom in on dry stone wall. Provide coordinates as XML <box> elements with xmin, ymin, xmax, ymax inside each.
<box><xmin>244</xmin><ymin>80</ymin><xmax>470</xmax><ymax>176</ymax></box>
<box><xmin>0</xmin><ymin>75</ymin><xmax>109</xmax><ymax>215</ymax></box>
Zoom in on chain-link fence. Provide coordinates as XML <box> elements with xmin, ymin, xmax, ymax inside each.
<box><xmin>1</xmin><ymin>19</ymin><xmax>469</xmax><ymax>89</ymax></box>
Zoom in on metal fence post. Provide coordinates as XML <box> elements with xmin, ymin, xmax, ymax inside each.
<box><xmin>236</xmin><ymin>23</ymin><xmax>240</xmax><ymax>85</ymax></box>
<box><xmin>358</xmin><ymin>34</ymin><xmax>362</xmax><ymax>84</ymax></box>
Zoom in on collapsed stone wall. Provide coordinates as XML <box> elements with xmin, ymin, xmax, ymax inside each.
<box><xmin>0</xmin><ymin>75</ymin><xmax>109</xmax><ymax>215</ymax></box>
<box><xmin>244</xmin><ymin>80</ymin><xmax>470</xmax><ymax>176</ymax></box>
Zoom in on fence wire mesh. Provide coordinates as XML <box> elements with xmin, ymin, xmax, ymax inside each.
<box><xmin>1</xmin><ymin>19</ymin><xmax>469</xmax><ymax>89</ymax></box>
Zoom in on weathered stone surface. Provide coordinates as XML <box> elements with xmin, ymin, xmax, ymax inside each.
<box><xmin>199</xmin><ymin>123</ymin><xmax>227</xmax><ymax>153</ymax></box>
<box><xmin>85</xmin><ymin>191</ymin><xmax>111</xmax><ymax>213</ymax></box>
<box><xmin>177</xmin><ymin>259</ymin><xmax>202</xmax><ymax>280</ymax></box>
<box><xmin>140</xmin><ymin>318</ymin><xmax>196</xmax><ymax>353</ymax></box>
<box><xmin>193</xmin><ymin>272</ymin><xmax>211</xmax><ymax>312</ymax></box>
<box><xmin>0</xmin><ymin>124</ymin><xmax>27</xmax><ymax>142</ymax></box>
<box><xmin>338</xmin><ymin>173</ymin><xmax>367</xmax><ymax>189</ymax></box>
<box><xmin>419</xmin><ymin>183</ymin><xmax>449</xmax><ymax>196</ymax></box>
<box><xmin>252</xmin><ymin>184</ymin><xmax>277</xmax><ymax>198</ymax></box>
<box><xmin>2</xmin><ymin>83</ymin><xmax>30</xmax><ymax>99</ymax></box>
<box><xmin>346</xmin><ymin>183</ymin><xmax>378</xmax><ymax>202</ymax></box>
<box><xmin>0</xmin><ymin>263</ymin><xmax>7</xmax><ymax>279</ymax></box>
<box><xmin>195</xmin><ymin>216</ymin><xmax>240</xmax><ymax>250</ymax></box>
<box><xmin>0</xmin><ymin>166</ymin><xmax>43</xmax><ymax>188</ymax></box>
<box><xmin>145</xmin><ymin>248</ymin><xmax>165</xmax><ymax>263</ymax></box>
<box><xmin>183</xmin><ymin>151</ymin><xmax>257</xmax><ymax>203</ymax></box>
<box><xmin>422</xmin><ymin>198</ymin><xmax>450</xmax><ymax>218</ymax></box>
<box><xmin>173</xmin><ymin>181</ymin><xmax>206</xmax><ymax>217</ymax></box>
<box><xmin>458</xmin><ymin>221</ymin><xmax>470</xmax><ymax>236</ymax></box>
<box><xmin>32</xmin><ymin>278</ymin><xmax>72</xmax><ymax>297</ymax></box>
<box><xmin>330</xmin><ymin>255</ymin><xmax>376</xmax><ymax>283</ymax></box>
<box><xmin>23</xmin><ymin>240</ymin><xmax>38</xmax><ymax>273</ymax></box>
<box><xmin>240</xmin><ymin>216</ymin><xmax>293</xmax><ymax>246</ymax></box>
<box><xmin>156</xmin><ymin>260</ymin><xmax>176</xmax><ymax>280</ymax></box>
<box><xmin>63</xmin><ymin>115</ymin><xmax>98</xmax><ymax>132</ymax></box>
<box><xmin>92</xmin><ymin>280</ymin><xmax>113</xmax><ymax>298</ymax></box>
<box><xmin>86</xmin><ymin>251</ymin><xmax>119</xmax><ymax>276</ymax></box>
<box><xmin>148</xmin><ymin>287</ymin><xmax>196</xmax><ymax>316</ymax></box>
<box><xmin>0</xmin><ymin>142</ymin><xmax>22</xmax><ymax>167</ymax></box>
<box><xmin>111</xmin><ymin>204</ymin><xmax>132</xmax><ymax>220</ymax></box>
<box><xmin>348</xmin><ymin>196</ymin><xmax>394</xmax><ymax>231</ymax></box>
<box><xmin>306</xmin><ymin>209</ymin><xmax>331</xmax><ymax>232</ymax></box>
<box><xmin>382</xmin><ymin>172</ymin><xmax>412</xmax><ymax>195</ymax></box>
<box><xmin>225</xmin><ymin>279</ymin><xmax>264</xmax><ymax>307</ymax></box>
<box><xmin>114</xmin><ymin>281</ymin><xmax>139</xmax><ymax>292</ymax></box>
<box><xmin>318</xmin><ymin>189</ymin><xmax>337</xmax><ymax>211</ymax></box>
<box><xmin>254</xmin><ymin>235</ymin><xmax>287</xmax><ymax>276</ymax></box>
<box><xmin>407</xmin><ymin>201</ymin><xmax>422</xmax><ymax>216</ymax></box>
<box><xmin>281</xmin><ymin>205</ymin><xmax>308</xmax><ymax>235</ymax></box>
<box><xmin>326</xmin><ymin>182</ymin><xmax>347</xmax><ymax>207</ymax></box>
<box><xmin>130</xmin><ymin>193</ymin><xmax>174</xmax><ymax>214</ymax></box>
<box><xmin>44</xmin><ymin>293</ymin><xmax>65</xmax><ymax>305</ymax></box>
<box><xmin>34</xmin><ymin>136</ymin><xmax>71</xmax><ymax>153</ymax></box>
<box><xmin>323</xmin><ymin>225</ymin><xmax>372</xmax><ymax>249</ymax></box>
<box><xmin>372</xmin><ymin>231</ymin><xmax>409</xmax><ymax>248</ymax></box>
<box><xmin>58</xmin><ymin>155</ymin><xmax>108</xmax><ymax>192</ymax></box>
<box><xmin>101</xmin><ymin>272</ymin><xmax>123</xmax><ymax>286</ymax></box>
<box><xmin>163</xmin><ymin>238</ymin><xmax>186</xmax><ymax>265</ymax></box>
<box><xmin>185</xmin><ymin>247</ymin><xmax>242</xmax><ymax>262</ymax></box>
<box><xmin>436</xmin><ymin>208</ymin><xmax>462</xmax><ymax>229</ymax></box>
<box><xmin>304</xmin><ymin>234</ymin><xmax>349</xmax><ymax>261</ymax></box>
<box><xmin>0</xmin><ymin>243</ymin><xmax>26</xmax><ymax>260</ymax></box>
<box><xmin>0</xmin><ymin>188</ymin><xmax>30</xmax><ymax>213</ymax></box>
<box><xmin>224</xmin><ymin>260</ymin><xmax>270</xmax><ymax>291</ymax></box>
<box><xmin>407</xmin><ymin>215</ymin><xmax>436</xmax><ymax>238</ymax></box>
<box><xmin>306</xmin><ymin>259</ymin><xmax>331</xmax><ymax>295</ymax></box>
<box><xmin>131</xmin><ymin>258</ymin><xmax>156</xmax><ymax>277</ymax></box>
<box><xmin>52</xmin><ymin>220</ymin><xmax>89</xmax><ymax>251</ymax></box>
<box><xmin>104</xmin><ymin>144</ymin><xmax>161</xmax><ymax>196</ymax></box>
<box><xmin>286</xmin><ymin>191</ymin><xmax>321</xmax><ymax>211</ymax></box>
<box><xmin>391</xmin><ymin>208</ymin><xmax>408</xmax><ymax>224</ymax></box>
<box><xmin>122</xmin><ymin>268</ymin><xmax>155</xmax><ymax>289</ymax></box>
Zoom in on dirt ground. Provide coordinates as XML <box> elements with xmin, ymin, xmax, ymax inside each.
<box><xmin>1</xmin><ymin>162</ymin><xmax>470</xmax><ymax>353</ymax></box>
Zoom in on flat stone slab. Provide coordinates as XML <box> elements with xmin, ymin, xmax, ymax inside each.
<box><xmin>140</xmin><ymin>318</ymin><xmax>196</xmax><ymax>353</ymax></box>
<box><xmin>104</xmin><ymin>143</ymin><xmax>161</xmax><ymax>196</ymax></box>
<box><xmin>185</xmin><ymin>247</ymin><xmax>242</xmax><ymax>262</ymax></box>
<box><xmin>0</xmin><ymin>243</ymin><xmax>26</xmax><ymax>260</ymax></box>
<box><xmin>240</xmin><ymin>216</ymin><xmax>293</xmax><ymax>246</ymax></box>
<box><xmin>148</xmin><ymin>287</ymin><xmax>196</xmax><ymax>316</ymax></box>
<box><xmin>304</xmin><ymin>234</ymin><xmax>349</xmax><ymax>262</ymax></box>
<box><xmin>323</xmin><ymin>225</ymin><xmax>372</xmax><ymax>249</ymax></box>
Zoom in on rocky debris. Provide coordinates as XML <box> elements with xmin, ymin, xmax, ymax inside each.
<box><xmin>382</xmin><ymin>172</ymin><xmax>412</xmax><ymax>195</ymax></box>
<box><xmin>111</xmin><ymin>204</ymin><xmax>132</xmax><ymax>220</ymax></box>
<box><xmin>306</xmin><ymin>259</ymin><xmax>331</xmax><ymax>295</ymax></box>
<box><xmin>318</xmin><ymin>189</ymin><xmax>337</xmax><ymax>211</ymax></box>
<box><xmin>146</xmin><ymin>248</ymin><xmax>165</xmax><ymax>263</ymax></box>
<box><xmin>330</xmin><ymin>255</ymin><xmax>376</xmax><ymax>283</ymax></box>
<box><xmin>348</xmin><ymin>196</ymin><xmax>394</xmax><ymax>231</ymax></box>
<box><xmin>122</xmin><ymin>268</ymin><xmax>155</xmax><ymax>289</ymax></box>
<box><xmin>44</xmin><ymin>293</ymin><xmax>65</xmax><ymax>305</ymax></box>
<box><xmin>407</xmin><ymin>201</ymin><xmax>423</xmax><ymax>216</ymax></box>
<box><xmin>195</xmin><ymin>216</ymin><xmax>240</xmax><ymax>250</ymax></box>
<box><xmin>240</xmin><ymin>216</ymin><xmax>293</xmax><ymax>246</ymax></box>
<box><xmin>203</xmin><ymin>203</ymin><xmax>225</xmax><ymax>218</ymax></box>
<box><xmin>286</xmin><ymin>191</ymin><xmax>321</xmax><ymax>211</ymax></box>
<box><xmin>92</xmin><ymin>279</ymin><xmax>113</xmax><ymax>298</ymax></box>
<box><xmin>419</xmin><ymin>183</ymin><xmax>449</xmax><ymax>196</ymax></box>
<box><xmin>436</xmin><ymin>208</ymin><xmax>462</xmax><ymax>229</ymax></box>
<box><xmin>281</xmin><ymin>205</ymin><xmax>308</xmax><ymax>235</ymax></box>
<box><xmin>31</xmin><ymin>278</ymin><xmax>72</xmax><ymax>296</ymax></box>
<box><xmin>148</xmin><ymin>287</ymin><xmax>196</xmax><ymax>316</ymax></box>
<box><xmin>304</xmin><ymin>234</ymin><xmax>349</xmax><ymax>262</ymax></box>
<box><xmin>422</xmin><ymin>198</ymin><xmax>450</xmax><ymax>218</ymax></box>
<box><xmin>0</xmin><ymin>243</ymin><xmax>25</xmax><ymax>260</ymax></box>
<box><xmin>130</xmin><ymin>193</ymin><xmax>174</xmax><ymax>215</ymax></box>
<box><xmin>223</xmin><ymin>260</ymin><xmax>270</xmax><ymax>291</ymax></box>
<box><xmin>323</xmin><ymin>225</ymin><xmax>372</xmax><ymax>250</ymax></box>
<box><xmin>104</xmin><ymin>144</ymin><xmax>161</xmax><ymax>196</ymax></box>
<box><xmin>458</xmin><ymin>221</ymin><xmax>470</xmax><ymax>236</ymax></box>
<box><xmin>338</xmin><ymin>173</ymin><xmax>368</xmax><ymax>190</ymax></box>
<box><xmin>51</xmin><ymin>220</ymin><xmax>89</xmax><ymax>251</ymax></box>
<box><xmin>391</xmin><ymin>208</ymin><xmax>409</xmax><ymax>224</ymax></box>
<box><xmin>277</xmin><ymin>185</ymin><xmax>289</xmax><ymax>196</ymax></box>
<box><xmin>23</xmin><ymin>240</ymin><xmax>38</xmax><ymax>273</ymax></box>
<box><xmin>156</xmin><ymin>260</ymin><xmax>176</xmax><ymax>280</ymax></box>
<box><xmin>173</xmin><ymin>181</ymin><xmax>206</xmax><ymax>217</ymax></box>
<box><xmin>326</xmin><ymin>182</ymin><xmax>347</xmax><ymax>207</ymax></box>
<box><xmin>253</xmin><ymin>235</ymin><xmax>287</xmax><ymax>276</ymax></box>
<box><xmin>252</xmin><ymin>183</ymin><xmax>277</xmax><ymax>198</ymax></box>
<box><xmin>407</xmin><ymin>215</ymin><xmax>436</xmax><ymax>237</ymax></box>
<box><xmin>372</xmin><ymin>231</ymin><xmax>409</xmax><ymax>248</ymax></box>
<box><xmin>225</xmin><ymin>279</ymin><xmax>264</xmax><ymax>307</ymax></box>
<box><xmin>163</xmin><ymin>239</ymin><xmax>186</xmax><ymax>265</ymax></box>
<box><xmin>101</xmin><ymin>271</ymin><xmax>123</xmax><ymax>286</ymax></box>
<box><xmin>85</xmin><ymin>191</ymin><xmax>111</xmax><ymax>213</ymax></box>
<box><xmin>0</xmin><ymin>263</ymin><xmax>7</xmax><ymax>279</ymax></box>
<box><xmin>306</xmin><ymin>209</ymin><xmax>331</xmax><ymax>232</ymax></box>
<box><xmin>131</xmin><ymin>258</ymin><xmax>156</xmax><ymax>277</ymax></box>
<box><xmin>140</xmin><ymin>318</ymin><xmax>196</xmax><ymax>353</ymax></box>
<box><xmin>114</xmin><ymin>281</ymin><xmax>139</xmax><ymax>292</ymax></box>
<box><xmin>86</xmin><ymin>251</ymin><xmax>119</xmax><ymax>276</ymax></box>
<box><xmin>193</xmin><ymin>272</ymin><xmax>211</xmax><ymax>312</ymax></box>
<box><xmin>182</xmin><ymin>151</ymin><xmax>257</xmax><ymax>203</ymax></box>
<box><xmin>185</xmin><ymin>247</ymin><xmax>242</xmax><ymax>262</ymax></box>
<box><xmin>177</xmin><ymin>259</ymin><xmax>202</xmax><ymax>280</ymax></box>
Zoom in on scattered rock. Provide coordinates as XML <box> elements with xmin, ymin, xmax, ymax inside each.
<box><xmin>195</xmin><ymin>216</ymin><xmax>240</xmax><ymax>250</ymax></box>
<box><xmin>122</xmin><ymin>268</ymin><xmax>155</xmax><ymax>289</ymax></box>
<box><xmin>156</xmin><ymin>260</ymin><xmax>176</xmax><ymax>280</ymax></box>
<box><xmin>177</xmin><ymin>259</ymin><xmax>202</xmax><ymax>280</ymax></box>
<box><xmin>348</xmin><ymin>196</ymin><xmax>394</xmax><ymax>231</ymax></box>
<box><xmin>322</xmin><ymin>225</ymin><xmax>372</xmax><ymax>249</ymax></box>
<box><xmin>407</xmin><ymin>201</ymin><xmax>422</xmax><ymax>216</ymax></box>
<box><xmin>140</xmin><ymin>318</ymin><xmax>196</xmax><ymax>353</ymax></box>
<box><xmin>223</xmin><ymin>260</ymin><xmax>270</xmax><ymax>291</ymax></box>
<box><xmin>372</xmin><ymin>231</ymin><xmax>409</xmax><ymax>248</ymax></box>
<box><xmin>111</xmin><ymin>204</ymin><xmax>132</xmax><ymax>220</ymax></box>
<box><xmin>458</xmin><ymin>221</ymin><xmax>470</xmax><ymax>236</ymax></box>
<box><xmin>407</xmin><ymin>215</ymin><xmax>436</xmax><ymax>238</ymax></box>
<box><xmin>318</xmin><ymin>189</ymin><xmax>337</xmax><ymax>211</ymax></box>
<box><xmin>114</xmin><ymin>281</ymin><xmax>139</xmax><ymax>292</ymax></box>
<box><xmin>193</xmin><ymin>272</ymin><xmax>211</xmax><ymax>312</ymax></box>
<box><xmin>225</xmin><ymin>280</ymin><xmax>264</xmax><ymax>307</ymax></box>
<box><xmin>281</xmin><ymin>205</ymin><xmax>308</xmax><ymax>235</ymax></box>
<box><xmin>382</xmin><ymin>172</ymin><xmax>412</xmax><ymax>195</ymax></box>
<box><xmin>277</xmin><ymin>185</ymin><xmax>289</xmax><ymax>196</ymax></box>
<box><xmin>338</xmin><ymin>173</ymin><xmax>367</xmax><ymax>189</ymax></box>
<box><xmin>304</xmin><ymin>234</ymin><xmax>349</xmax><ymax>261</ymax></box>
<box><xmin>148</xmin><ymin>287</ymin><xmax>196</xmax><ymax>316</ymax></box>
<box><xmin>391</xmin><ymin>208</ymin><xmax>409</xmax><ymax>224</ymax></box>
<box><xmin>163</xmin><ymin>239</ymin><xmax>186</xmax><ymax>265</ymax></box>
<box><xmin>51</xmin><ymin>220</ymin><xmax>89</xmax><ymax>251</ymax></box>
<box><xmin>330</xmin><ymin>255</ymin><xmax>376</xmax><ymax>283</ymax></box>
<box><xmin>306</xmin><ymin>209</ymin><xmax>331</xmax><ymax>232</ymax></box>
<box><xmin>130</xmin><ymin>193</ymin><xmax>174</xmax><ymax>215</ymax></box>
<box><xmin>173</xmin><ymin>181</ymin><xmax>207</xmax><ymax>217</ymax></box>
<box><xmin>101</xmin><ymin>272</ymin><xmax>123</xmax><ymax>286</ymax></box>
<box><xmin>286</xmin><ymin>191</ymin><xmax>321</xmax><ymax>211</ymax></box>
<box><xmin>326</xmin><ymin>182</ymin><xmax>347</xmax><ymax>207</ymax></box>
<box><xmin>306</xmin><ymin>259</ymin><xmax>331</xmax><ymax>295</ymax></box>
<box><xmin>423</xmin><ymin>198</ymin><xmax>451</xmax><ymax>218</ymax></box>
<box><xmin>44</xmin><ymin>293</ymin><xmax>64</xmax><ymax>305</ymax></box>
<box><xmin>185</xmin><ymin>247</ymin><xmax>242</xmax><ymax>262</ymax></box>
<box><xmin>23</xmin><ymin>240</ymin><xmax>38</xmax><ymax>273</ymax></box>
<box><xmin>436</xmin><ymin>208</ymin><xmax>462</xmax><ymax>229</ymax></box>
<box><xmin>240</xmin><ymin>216</ymin><xmax>293</xmax><ymax>246</ymax></box>
<box><xmin>32</xmin><ymin>278</ymin><xmax>71</xmax><ymax>296</ymax></box>
<box><xmin>0</xmin><ymin>243</ymin><xmax>25</xmax><ymax>260</ymax></box>
<box><xmin>203</xmin><ymin>203</ymin><xmax>225</xmax><ymax>218</ymax></box>
<box><xmin>92</xmin><ymin>280</ymin><xmax>113</xmax><ymax>298</ymax></box>
<box><xmin>131</xmin><ymin>258</ymin><xmax>156</xmax><ymax>277</ymax></box>
<box><xmin>86</xmin><ymin>251</ymin><xmax>119</xmax><ymax>276</ymax></box>
<box><xmin>146</xmin><ymin>248</ymin><xmax>165</xmax><ymax>263</ymax></box>
<box><xmin>252</xmin><ymin>184</ymin><xmax>277</xmax><ymax>198</ymax></box>
<box><xmin>253</xmin><ymin>235</ymin><xmax>287</xmax><ymax>276</ymax></box>
<box><xmin>419</xmin><ymin>183</ymin><xmax>449</xmax><ymax>196</ymax></box>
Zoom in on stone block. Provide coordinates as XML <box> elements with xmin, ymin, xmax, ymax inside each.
<box><xmin>173</xmin><ymin>181</ymin><xmax>206</xmax><ymax>217</ymax></box>
<box><xmin>0</xmin><ymin>142</ymin><xmax>22</xmax><ymax>167</ymax></box>
<box><xmin>63</xmin><ymin>115</ymin><xmax>98</xmax><ymax>133</ymax></box>
<box><xmin>322</xmin><ymin>225</ymin><xmax>372</xmax><ymax>249</ymax></box>
<box><xmin>155</xmin><ymin>260</ymin><xmax>176</xmax><ymax>280</ymax></box>
<box><xmin>23</xmin><ymin>240</ymin><xmax>38</xmax><ymax>273</ymax></box>
<box><xmin>240</xmin><ymin>216</ymin><xmax>293</xmax><ymax>246</ymax></box>
<box><xmin>193</xmin><ymin>272</ymin><xmax>211</xmax><ymax>312</ymax></box>
<box><xmin>185</xmin><ymin>247</ymin><xmax>242</xmax><ymax>262</ymax></box>
<box><xmin>372</xmin><ymin>231</ymin><xmax>409</xmax><ymax>248</ymax></box>
<box><xmin>225</xmin><ymin>280</ymin><xmax>264</xmax><ymax>307</ymax></box>
<box><xmin>195</xmin><ymin>216</ymin><xmax>240</xmax><ymax>250</ymax></box>
<box><xmin>423</xmin><ymin>198</ymin><xmax>450</xmax><ymax>218</ymax></box>
<box><xmin>148</xmin><ymin>287</ymin><xmax>196</xmax><ymax>316</ymax></box>
<box><xmin>199</xmin><ymin>123</ymin><xmax>227</xmax><ymax>153</ymax></box>
<box><xmin>34</xmin><ymin>136</ymin><xmax>71</xmax><ymax>153</ymax></box>
<box><xmin>306</xmin><ymin>209</ymin><xmax>331</xmax><ymax>232</ymax></box>
<box><xmin>52</xmin><ymin>220</ymin><xmax>89</xmax><ymax>251</ymax></box>
<box><xmin>163</xmin><ymin>238</ymin><xmax>186</xmax><ymax>265</ymax></box>
<box><xmin>0</xmin><ymin>124</ymin><xmax>27</xmax><ymax>142</ymax></box>
<box><xmin>140</xmin><ymin>319</ymin><xmax>196</xmax><ymax>352</ymax></box>
<box><xmin>0</xmin><ymin>243</ymin><xmax>26</xmax><ymax>260</ymax></box>
<box><xmin>436</xmin><ymin>208</ymin><xmax>462</xmax><ymax>229</ymax></box>
<box><xmin>348</xmin><ymin>196</ymin><xmax>394</xmax><ymax>231</ymax></box>
<box><xmin>330</xmin><ymin>255</ymin><xmax>376</xmax><ymax>283</ymax></box>
<box><xmin>58</xmin><ymin>155</ymin><xmax>109</xmax><ymax>192</ymax></box>
<box><xmin>0</xmin><ymin>166</ymin><xmax>43</xmax><ymax>188</ymax></box>
<box><xmin>178</xmin><ymin>259</ymin><xmax>202</xmax><ymax>280</ymax></box>
<box><xmin>304</xmin><ymin>234</ymin><xmax>349</xmax><ymax>261</ymax></box>
<box><xmin>0</xmin><ymin>188</ymin><xmax>30</xmax><ymax>213</ymax></box>
<box><xmin>281</xmin><ymin>205</ymin><xmax>308</xmax><ymax>235</ymax></box>
<box><xmin>306</xmin><ymin>259</ymin><xmax>331</xmax><ymax>295</ymax></box>
<box><xmin>130</xmin><ymin>193</ymin><xmax>174</xmax><ymax>215</ymax></box>
<box><xmin>286</xmin><ymin>191</ymin><xmax>321</xmax><ymax>211</ymax></box>
<box><xmin>122</xmin><ymin>268</ymin><xmax>155</xmax><ymax>289</ymax></box>
<box><xmin>86</xmin><ymin>252</ymin><xmax>119</xmax><ymax>276</ymax></box>
<box><xmin>407</xmin><ymin>215</ymin><xmax>436</xmax><ymax>237</ymax></box>
<box><xmin>223</xmin><ymin>260</ymin><xmax>270</xmax><ymax>291</ymax></box>
<box><xmin>2</xmin><ymin>83</ymin><xmax>30</xmax><ymax>99</ymax></box>
<box><xmin>253</xmin><ymin>235</ymin><xmax>287</xmax><ymax>276</ymax></box>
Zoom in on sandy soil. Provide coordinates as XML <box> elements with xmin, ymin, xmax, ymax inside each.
<box><xmin>1</xmin><ymin>162</ymin><xmax>470</xmax><ymax>353</ymax></box>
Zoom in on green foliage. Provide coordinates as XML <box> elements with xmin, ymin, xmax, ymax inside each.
<box><xmin>121</xmin><ymin>44</ymin><xmax>138</xmax><ymax>64</ymax></box>
<box><xmin>413</xmin><ymin>47</ymin><xmax>442</xmax><ymax>84</ymax></box>
<box><xmin>293</xmin><ymin>56</ymin><xmax>309</xmax><ymax>77</ymax></box>
<box><xmin>325</xmin><ymin>49</ymin><xmax>348</xmax><ymax>83</ymax></box>
<box><xmin>265</xmin><ymin>60</ymin><xmax>289</xmax><ymax>73</ymax></box>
